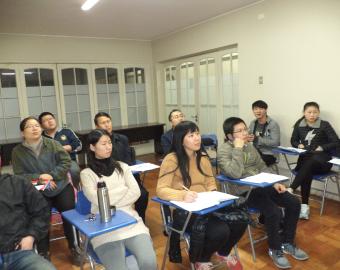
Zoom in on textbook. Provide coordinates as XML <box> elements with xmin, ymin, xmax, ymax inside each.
<box><xmin>277</xmin><ymin>146</ymin><xmax>306</xmax><ymax>154</ymax></box>
<box><xmin>170</xmin><ymin>191</ymin><xmax>238</xmax><ymax>212</ymax></box>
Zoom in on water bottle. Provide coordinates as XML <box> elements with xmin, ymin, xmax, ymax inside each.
<box><xmin>97</xmin><ymin>181</ymin><xmax>112</xmax><ymax>223</ymax></box>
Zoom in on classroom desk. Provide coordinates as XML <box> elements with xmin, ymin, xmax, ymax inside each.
<box><xmin>272</xmin><ymin>147</ymin><xmax>301</xmax><ymax>173</ymax></box>
<box><xmin>62</xmin><ymin>209</ymin><xmax>137</xmax><ymax>270</ymax></box>
<box><xmin>152</xmin><ymin>196</ymin><xmax>236</xmax><ymax>270</ymax></box>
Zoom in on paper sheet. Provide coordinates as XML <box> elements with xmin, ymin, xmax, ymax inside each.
<box><xmin>129</xmin><ymin>163</ymin><xmax>160</xmax><ymax>172</ymax></box>
<box><xmin>240</xmin><ymin>172</ymin><xmax>288</xmax><ymax>184</ymax></box>
<box><xmin>329</xmin><ymin>158</ymin><xmax>340</xmax><ymax>166</ymax></box>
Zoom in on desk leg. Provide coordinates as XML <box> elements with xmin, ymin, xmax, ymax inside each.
<box><xmin>80</xmin><ymin>237</ymin><xmax>89</xmax><ymax>270</ymax></box>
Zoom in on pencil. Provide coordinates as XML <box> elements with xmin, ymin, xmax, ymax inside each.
<box><xmin>182</xmin><ymin>185</ymin><xmax>190</xmax><ymax>191</ymax></box>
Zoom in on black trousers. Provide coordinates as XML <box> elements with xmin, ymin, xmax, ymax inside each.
<box><xmin>246</xmin><ymin>186</ymin><xmax>300</xmax><ymax>250</ymax></box>
<box><xmin>37</xmin><ymin>184</ymin><xmax>76</xmax><ymax>254</ymax></box>
<box><xmin>171</xmin><ymin>209</ymin><xmax>247</xmax><ymax>262</ymax></box>
<box><xmin>290</xmin><ymin>152</ymin><xmax>332</xmax><ymax>204</ymax></box>
<box><xmin>133</xmin><ymin>174</ymin><xmax>149</xmax><ymax>223</ymax></box>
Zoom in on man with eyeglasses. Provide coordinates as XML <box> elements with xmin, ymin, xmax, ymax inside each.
<box><xmin>39</xmin><ymin>112</ymin><xmax>82</xmax><ymax>189</ymax></box>
<box><xmin>161</xmin><ymin>109</ymin><xmax>185</xmax><ymax>155</ymax></box>
<box><xmin>217</xmin><ymin>117</ymin><xmax>309</xmax><ymax>269</ymax></box>
<box><xmin>0</xmin><ymin>156</ymin><xmax>56</xmax><ymax>270</ymax></box>
<box><xmin>248</xmin><ymin>100</ymin><xmax>280</xmax><ymax>166</ymax></box>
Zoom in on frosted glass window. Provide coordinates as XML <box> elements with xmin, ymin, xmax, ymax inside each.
<box><xmin>94</xmin><ymin>67</ymin><xmax>121</xmax><ymax>125</ymax></box>
<box><xmin>110</xmin><ymin>108</ymin><xmax>121</xmax><ymax>127</ymax></box>
<box><xmin>124</xmin><ymin>67</ymin><xmax>147</xmax><ymax>125</ymax></box>
<box><xmin>61</xmin><ymin>68</ymin><xmax>91</xmax><ymax>131</ymax></box>
<box><xmin>24</xmin><ymin>68</ymin><xmax>58</xmax><ymax>117</ymax></box>
<box><xmin>0</xmin><ymin>68</ymin><xmax>21</xmax><ymax>140</ymax></box>
<box><xmin>27</xmin><ymin>97</ymin><xmax>43</xmax><ymax>116</ymax></box>
<box><xmin>164</xmin><ymin>66</ymin><xmax>177</xmax><ymax>105</ymax></box>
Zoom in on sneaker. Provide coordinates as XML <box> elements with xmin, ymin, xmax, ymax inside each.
<box><xmin>214</xmin><ymin>253</ymin><xmax>243</xmax><ymax>270</ymax></box>
<box><xmin>194</xmin><ymin>262</ymin><xmax>214</xmax><ymax>270</ymax></box>
<box><xmin>268</xmin><ymin>249</ymin><xmax>291</xmax><ymax>269</ymax></box>
<box><xmin>282</xmin><ymin>243</ymin><xmax>309</xmax><ymax>261</ymax></box>
<box><xmin>299</xmin><ymin>204</ymin><xmax>310</xmax><ymax>220</ymax></box>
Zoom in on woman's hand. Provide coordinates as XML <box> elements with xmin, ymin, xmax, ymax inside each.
<box><xmin>298</xmin><ymin>144</ymin><xmax>305</xmax><ymax>149</ymax></box>
<box><xmin>39</xmin><ymin>174</ymin><xmax>53</xmax><ymax>181</ymax></box>
<box><xmin>273</xmin><ymin>183</ymin><xmax>286</xmax><ymax>193</ymax></box>
<box><xmin>183</xmin><ymin>191</ymin><xmax>198</xmax><ymax>202</ymax></box>
<box><xmin>16</xmin><ymin>235</ymin><xmax>34</xmax><ymax>250</ymax></box>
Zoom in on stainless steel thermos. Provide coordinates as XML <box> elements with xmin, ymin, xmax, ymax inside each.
<box><xmin>97</xmin><ymin>181</ymin><xmax>112</xmax><ymax>223</ymax></box>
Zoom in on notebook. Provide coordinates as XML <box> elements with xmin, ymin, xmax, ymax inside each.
<box><xmin>170</xmin><ymin>191</ymin><xmax>238</xmax><ymax>212</ymax></box>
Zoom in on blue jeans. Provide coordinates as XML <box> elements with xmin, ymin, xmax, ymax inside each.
<box><xmin>0</xmin><ymin>250</ymin><xmax>56</xmax><ymax>270</ymax></box>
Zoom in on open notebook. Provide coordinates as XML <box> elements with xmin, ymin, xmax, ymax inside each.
<box><xmin>170</xmin><ymin>191</ymin><xmax>238</xmax><ymax>212</ymax></box>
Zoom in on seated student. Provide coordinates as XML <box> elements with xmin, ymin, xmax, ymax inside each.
<box><xmin>0</xmin><ymin>156</ymin><xmax>56</xmax><ymax>270</ymax></box>
<box><xmin>94</xmin><ymin>112</ymin><xmax>149</xmax><ymax>222</ymax></box>
<box><xmin>80</xmin><ymin>129</ymin><xmax>157</xmax><ymax>270</ymax></box>
<box><xmin>157</xmin><ymin>121</ymin><xmax>246</xmax><ymax>270</ymax></box>
<box><xmin>11</xmin><ymin>117</ymin><xmax>80</xmax><ymax>265</ymax></box>
<box><xmin>289</xmin><ymin>102</ymin><xmax>340</xmax><ymax>219</ymax></box>
<box><xmin>161</xmin><ymin>109</ymin><xmax>185</xmax><ymax>155</ymax></box>
<box><xmin>217</xmin><ymin>117</ymin><xmax>309</xmax><ymax>269</ymax></box>
<box><xmin>39</xmin><ymin>111</ymin><xmax>82</xmax><ymax>189</ymax></box>
<box><xmin>248</xmin><ymin>100</ymin><xmax>280</xmax><ymax>166</ymax></box>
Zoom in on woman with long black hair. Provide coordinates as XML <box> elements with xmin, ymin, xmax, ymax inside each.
<box><xmin>80</xmin><ymin>129</ymin><xmax>156</xmax><ymax>270</ymax></box>
<box><xmin>157</xmin><ymin>121</ymin><xmax>246</xmax><ymax>270</ymax></box>
<box><xmin>289</xmin><ymin>102</ymin><xmax>340</xmax><ymax>219</ymax></box>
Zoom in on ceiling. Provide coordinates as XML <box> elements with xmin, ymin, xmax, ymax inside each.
<box><xmin>0</xmin><ymin>0</ymin><xmax>261</xmax><ymax>40</ymax></box>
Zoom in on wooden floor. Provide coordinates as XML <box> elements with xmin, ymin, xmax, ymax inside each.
<box><xmin>51</xmin><ymin>153</ymin><xmax>340</xmax><ymax>270</ymax></box>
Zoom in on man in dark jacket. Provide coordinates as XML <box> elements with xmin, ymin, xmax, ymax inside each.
<box><xmin>161</xmin><ymin>109</ymin><xmax>184</xmax><ymax>155</ymax></box>
<box><xmin>0</xmin><ymin>157</ymin><xmax>56</xmax><ymax>270</ymax></box>
<box><xmin>94</xmin><ymin>112</ymin><xmax>149</xmax><ymax>222</ymax></box>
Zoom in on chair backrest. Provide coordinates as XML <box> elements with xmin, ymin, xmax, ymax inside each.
<box><xmin>76</xmin><ymin>190</ymin><xmax>92</xmax><ymax>215</ymax></box>
<box><xmin>201</xmin><ymin>134</ymin><xmax>218</xmax><ymax>149</ymax></box>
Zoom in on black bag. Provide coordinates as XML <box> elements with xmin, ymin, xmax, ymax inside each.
<box><xmin>213</xmin><ymin>203</ymin><xmax>251</xmax><ymax>225</ymax></box>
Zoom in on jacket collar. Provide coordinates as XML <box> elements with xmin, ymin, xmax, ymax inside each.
<box><xmin>299</xmin><ymin>118</ymin><xmax>321</xmax><ymax>128</ymax></box>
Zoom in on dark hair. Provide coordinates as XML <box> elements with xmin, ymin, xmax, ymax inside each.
<box><xmin>168</xmin><ymin>109</ymin><xmax>182</xmax><ymax>122</ymax></box>
<box><xmin>94</xmin><ymin>112</ymin><xmax>111</xmax><ymax>126</ymax></box>
<box><xmin>87</xmin><ymin>129</ymin><xmax>122</xmax><ymax>177</ymax></box>
<box><xmin>160</xmin><ymin>121</ymin><xmax>209</xmax><ymax>188</ymax></box>
<box><xmin>223</xmin><ymin>117</ymin><xmax>246</xmax><ymax>140</ymax></box>
<box><xmin>19</xmin><ymin>116</ymin><xmax>40</xmax><ymax>131</ymax></box>
<box><xmin>294</xmin><ymin>101</ymin><xmax>320</xmax><ymax>127</ymax></box>
<box><xmin>252</xmin><ymin>100</ymin><xmax>268</xmax><ymax>109</ymax></box>
<box><xmin>303</xmin><ymin>101</ymin><xmax>319</xmax><ymax>111</ymax></box>
<box><xmin>38</xmin><ymin>112</ymin><xmax>55</xmax><ymax>124</ymax></box>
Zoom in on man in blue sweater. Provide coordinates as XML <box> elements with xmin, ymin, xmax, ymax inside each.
<box><xmin>39</xmin><ymin>112</ymin><xmax>82</xmax><ymax>189</ymax></box>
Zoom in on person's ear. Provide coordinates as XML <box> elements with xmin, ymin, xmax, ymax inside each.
<box><xmin>90</xmin><ymin>144</ymin><xmax>95</xmax><ymax>152</ymax></box>
<box><xmin>227</xmin><ymin>134</ymin><xmax>234</xmax><ymax>141</ymax></box>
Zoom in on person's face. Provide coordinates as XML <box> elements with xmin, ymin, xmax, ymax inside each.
<box><xmin>90</xmin><ymin>135</ymin><xmax>113</xmax><ymax>159</ymax></box>
<box><xmin>252</xmin><ymin>107</ymin><xmax>267</xmax><ymax>120</ymax></box>
<box><xmin>22</xmin><ymin>119</ymin><xmax>42</xmax><ymax>141</ymax></box>
<box><xmin>96</xmin><ymin>116</ymin><xmax>113</xmax><ymax>134</ymax></box>
<box><xmin>170</xmin><ymin>111</ymin><xmax>184</xmax><ymax>127</ymax></box>
<box><xmin>304</xmin><ymin>106</ymin><xmax>320</xmax><ymax>123</ymax></box>
<box><xmin>183</xmin><ymin>130</ymin><xmax>201</xmax><ymax>153</ymax></box>
<box><xmin>41</xmin><ymin>115</ymin><xmax>57</xmax><ymax>131</ymax></box>
<box><xmin>230</xmin><ymin>122</ymin><xmax>249</xmax><ymax>142</ymax></box>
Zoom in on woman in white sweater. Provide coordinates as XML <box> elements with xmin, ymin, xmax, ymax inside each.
<box><xmin>80</xmin><ymin>129</ymin><xmax>157</xmax><ymax>270</ymax></box>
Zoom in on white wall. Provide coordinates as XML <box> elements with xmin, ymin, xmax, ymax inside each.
<box><xmin>152</xmin><ymin>0</ymin><xmax>340</xmax><ymax>145</ymax></box>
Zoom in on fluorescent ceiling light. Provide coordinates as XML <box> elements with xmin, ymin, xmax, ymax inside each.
<box><xmin>81</xmin><ymin>0</ymin><xmax>100</xmax><ymax>11</ymax></box>
<box><xmin>1</xmin><ymin>72</ymin><xmax>15</xmax><ymax>76</ymax></box>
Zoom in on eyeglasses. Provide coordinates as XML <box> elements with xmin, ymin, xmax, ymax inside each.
<box><xmin>24</xmin><ymin>124</ymin><xmax>41</xmax><ymax>129</ymax></box>
<box><xmin>172</xmin><ymin>114</ymin><xmax>184</xmax><ymax>120</ymax></box>
<box><xmin>233</xmin><ymin>128</ymin><xmax>248</xmax><ymax>134</ymax></box>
